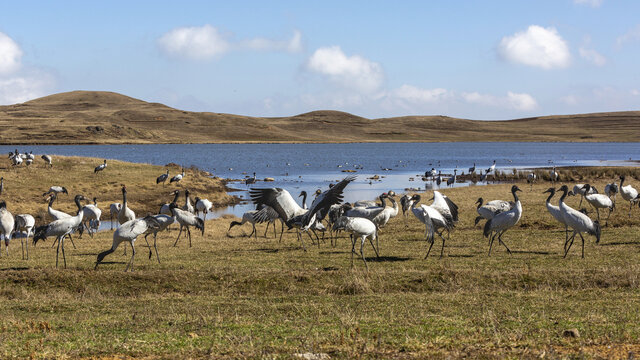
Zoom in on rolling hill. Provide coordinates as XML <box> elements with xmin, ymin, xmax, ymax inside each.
<box><xmin>0</xmin><ymin>90</ymin><xmax>638</xmax><ymax>144</ymax></box>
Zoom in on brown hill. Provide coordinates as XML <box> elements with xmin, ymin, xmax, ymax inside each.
<box><xmin>0</xmin><ymin>90</ymin><xmax>638</xmax><ymax>144</ymax></box>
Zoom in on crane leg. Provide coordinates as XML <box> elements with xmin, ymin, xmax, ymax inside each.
<box><xmin>424</xmin><ymin>239</ymin><xmax>435</xmax><ymax>259</ymax></box>
<box><xmin>350</xmin><ymin>234</ymin><xmax>355</xmax><ymax>268</ymax></box>
<box><xmin>187</xmin><ymin>227</ymin><xmax>192</xmax><ymax>247</ymax></box>
<box><xmin>279</xmin><ymin>222</ymin><xmax>284</xmax><ymax>243</ymax></box>
<box><xmin>144</xmin><ymin>233</ymin><xmax>153</xmax><ymax>259</ymax></box>
<box><xmin>21</xmin><ymin>238</ymin><xmax>25</xmax><ymax>260</ymax></box>
<box><xmin>173</xmin><ymin>226</ymin><xmax>184</xmax><ymax>247</ymax></box>
<box><xmin>488</xmin><ymin>232</ymin><xmax>497</xmax><ymax>256</ymax></box>
<box><xmin>273</xmin><ymin>222</ymin><xmax>277</xmax><ymax>239</ymax></box>
<box><xmin>629</xmin><ymin>201</ymin><xmax>633</xmax><ymax>218</ymax></box>
<box><xmin>263</xmin><ymin>223</ymin><xmax>269</xmax><ymax>238</ymax></box>
<box><xmin>249</xmin><ymin>224</ymin><xmax>256</xmax><ymax>239</ymax></box>
<box><xmin>125</xmin><ymin>242</ymin><xmax>135</xmax><ymax>272</ymax></box>
<box><xmin>55</xmin><ymin>235</ymin><xmax>61</xmax><ymax>268</ymax></box>
<box><xmin>68</xmin><ymin>234</ymin><xmax>76</xmax><ymax>249</ymax></box>
<box><xmin>297</xmin><ymin>231</ymin><xmax>307</xmax><ymax>252</ymax></box>
<box><xmin>579</xmin><ymin>233</ymin><xmax>586</xmax><ymax>259</ymax></box>
<box><xmin>564</xmin><ymin>232</ymin><xmax>577</xmax><ymax>258</ymax></box>
<box><xmin>497</xmin><ymin>231</ymin><xmax>512</xmax><ymax>255</ymax></box>
<box><xmin>369</xmin><ymin>234</ymin><xmax>379</xmax><ymax>258</ymax></box>
<box><xmin>154</xmin><ymin>233</ymin><xmax>160</xmax><ymax>264</ymax></box>
<box><xmin>360</xmin><ymin>236</ymin><xmax>368</xmax><ymax>271</ymax></box>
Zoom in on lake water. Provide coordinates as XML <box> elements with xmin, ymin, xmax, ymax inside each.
<box><xmin>3</xmin><ymin>143</ymin><xmax>639</xmax><ymax>220</ymax></box>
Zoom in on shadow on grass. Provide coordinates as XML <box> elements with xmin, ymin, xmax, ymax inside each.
<box><xmin>599</xmin><ymin>241</ymin><xmax>639</xmax><ymax>246</ymax></box>
<box><xmin>364</xmin><ymin>256</ymin><xmax>410</xmax><ymax>263</ymax></box>
<box><xmin>511</xmin><ymin>250</ymin><xmax>553</xmax><ymax>255</ymax></box>
<box><xmin>0</xmin><ymin>267</ymin><xmax>30</xmax><ymax>271</ymax></box>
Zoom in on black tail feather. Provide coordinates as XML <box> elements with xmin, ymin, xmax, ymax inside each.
<box><xmin>483</xmin><ymin>219</ymin><xmax>492</xmax><ymax>238</ymax></box>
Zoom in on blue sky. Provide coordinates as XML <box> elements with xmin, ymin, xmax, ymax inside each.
<box><xmin>0</xmin><ymin>0</ymin><xmax>638</xmax><ymax>119</ymax></box>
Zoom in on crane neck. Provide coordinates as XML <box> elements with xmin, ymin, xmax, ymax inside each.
<box><xmin>512</xmin><ymin>189</ymin><xmax>520</xmax><ymax>204</ymax></box>
<box><xmin>379</xmin><ymin>195</ymin><xmax>387</xmax><ymax>208</ymax></box>
<box><xmin>122</xmin><ymin>189</ymin><xmax>128</xmax><ymax>206</ymax></box>
<box><xmin>172</xmin><ymin>191</ymin><xmax>180</xmax><ymax>204</ymax></box>
<box><xmin>476</xmin><ymin>198</ymin><xmax>483</xmax><ymax>209</ymax></box>
<box><xmin>48</xmin><ymin>195</ymin><xmax>56</xmax><ymax>208</ymax></box>
<box><xmin>559</xmin><ymin>187</ymin><xmax>568</xmax><ymax>203</ymax></box>
<box><xmin>545</xmin><ymin>191</ymin><xmax>554</xmax><ymax>204</ymax></box>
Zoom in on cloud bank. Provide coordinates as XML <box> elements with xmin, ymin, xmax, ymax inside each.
<box><xmin>306</xmin><ymin>46</ymin><xmax>384</xmax><ymax>93</ymax></box>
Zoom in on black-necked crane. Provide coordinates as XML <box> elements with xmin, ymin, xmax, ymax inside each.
<box><xmin>526</xmin><ymin>173</ymin><xmax>537</xmax><ymax>190</ymax></box>
<box><xmin>245</xmin><ymin>172</ymin><xmax>257</xmax><ymax>186</ymax></box>
<box><xmin>430</xmin><ymin>191</ymin><xmax>459</xmax><ymax>237</ymax></box>
<box><xmin>182</xmin><ymin>189</ymin><xmax>194</xmax><ymax>214</ymax></box>
<box><xmin>483</xmin><ymin>185</ymin><xmax>523</xmax><ymax>256</ymax></box>
<box><xmin>14</xmin><ymin>213</ymin><xmax>35</xmax><ymax>260</ymax></box>
<box><xmin>117</xmin><ymin>186</ymin><xmax>136</xmax><ymax>225</ymax></box>
<box><xmin>82</xmin><ymin>197</ymin><xmax>102</xmax><ymax>237</ymax></box>
<box><xmin>43</xmin><ymin>186</ymin><xmax>68</xmax><ymax>197</ymax></box>
<box><xmin>143</xmin><ymin>214</ymin><xmax>174</xmax><ymax>264</ymax></box>
<box><xmin>0</xmin><ymin>177</ymin><xmax>4</xmax><ymax>195</ymax></box>
<box><xmin>474</xmin><ymin>197</ymin><xmax>513</xmax><ymax>226</ymax></box>
<box><xmin>160</xmin><ymin>190</ymin><xmax>180</xmax><ymax>215</ymax></box>
<box><xmin>619</xmin><ymin>175</ymin><xmax>639</xmax><ymax>218</ymax></box>
<box><xmin>549</xmin><ymin>166</ymin><xmax>559</xmax><ymax>185</ymax></box>
<box><xmin>33</xmin><ymin>195</ymin><xmax>87</xmax><ymax>268</ymax></box>
<box><xmin>558</xmin><ymin>185</ymin><xmax>601</xmax><ymax>258</ymax></box>
<box><xmin>95</xmin><ymin>215</ymin><xmax>161</xmax><ymax>271</ymax></box>
<box><xmin>468</xmin><ymin>163</ymin><xmax>476</xmax><ymax>175</ymax></box>
<box><xmin>604</xmin><ymin>181</ymin><xmax>619</xmax><ymax>205</ymax></box>
<box><xmin>572</xmin><ymin>184</ymin><xmax>595</xmax><ymax>208</ymax></box>
<box><xmin>94</xmin><ymin>159</ymin><xmax>107</xmax><ymax>174</ymax></box>
<box><xmin>372</xmin><ymin>194</ymin><xmax>398</xmax><ymax>228</ymax></box>
<box><xmin>332</xmin><ymin>216</ymin><xmax>378</xmax><ymax>270</ymax></box>
<box><xmin>487</xmin><ymin>160</ymin><xmax>496</xmax><ymax>174</ymax></box>
<box><xmin>446</xmin><ymin>170</ymin><xmax>457</xmax><ymax>187</ymax></box>
<box><xmin>41</xmin><ymin>154</ymin><xmax>52</xmax><ymax>168</ymax></box>
<box><xmin>436</xmin><ymin>171</ymin><xmax>442</xmax><ymax>186</ymax></box>
<box><xmin>0</xmin><ymin>201</ymin><xmax>14</xmax><ymax>256</ymax></box>
<box><xmin>228</xmin><ymin>209</ymin><xmax>261</xmax><ymax>239</ymax></box>
<box><xmin>249</xmin><ymin>188</ymin><xmax>308</xmax><ymax>249</ymax></box>
<box><xmin>45</xmin><ymin>193</ymin><xmax>81</xmax><ymax>249</ymax></box>
<box><xmin>194</xmin><ymin>197</ymin><xmax>212</xmax><ymax>219</ymax></box>
<box><xmin>170</xmin><ymin>203</ymin><xmax>204</xmax><ymax>247</ymax></box>
<box><xmin>156</xmin><ymin>170</ymin><xmax>169</xmax><ymax>186</ymax></box>
<box><xmin>399</xmin><ymin>194</ymin><xmax>414</xmax><ymax>222</ymax></box>
<box><xmin>582</xmin><ymin>184</ymin><xmax>615</xmax><ymax>225</ymax></box>
<box><xmin>170</xmin><ymin>169</ymin><xmax>185</xmax><ymax>184</ymax></box>
<box><xmin>109</xmin><ymin>203</ymin><xmax>121</xmax><ymax>229</ymax></box>
<box><xmin>343</xmin><ymin>193</ymin><xmax>388</xmax><ymax>222</ymax></box>
<box><xmin>542</xmin><ymin>188</ymin><xmax>569</xmax><ymax>247</ymax></box>
<box><xmin>409</xmin><ymin>194</ymin><xmax>451</xmax><ymax>258</ymax></box>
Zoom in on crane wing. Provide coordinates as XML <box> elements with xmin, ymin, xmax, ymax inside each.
<box><xmin>302</xmin><ymin>175</ymin><xmax>356</xmax><ymax>229</ymax></box>
<box><xmin>250</xmin><ymin>188</ymin><xmax>300</xmax><ymax>223</ymax></box>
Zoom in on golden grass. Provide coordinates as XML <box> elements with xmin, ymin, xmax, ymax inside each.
<box><xmin>0</xmin><ymin>170</ymin><xmax>640</xmax><ymax>358</ymax></box>
<box><xmin>1</xmin><ymin>90</ymin><xmax>640</xmax><ymax>143</ymax></box>
<box><xmin>0</xmin><ymin>155</ymin><xmax>235</xmax><ymax>223</ymax></box>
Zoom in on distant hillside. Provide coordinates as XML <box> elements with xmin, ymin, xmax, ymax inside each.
<box><xmin>0</xmin><ymin>90</ymin><xmax>638</xmax><ymax>144</ymax></box>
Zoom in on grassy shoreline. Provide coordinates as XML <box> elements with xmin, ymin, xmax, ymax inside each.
<box><xmin>0</xmin><ymin>162</ymin><xmax>639</xmax><ymax>358</ymax></box>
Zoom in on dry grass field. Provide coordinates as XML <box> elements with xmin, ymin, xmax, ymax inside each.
<box><xmin>0</xmin><ymin>160</ymin><xmax>639</xmax><ymax>358</ymax></box>
<box><xmin>1</xmin><ymin>90</ymin><xmax>639</xmax><ymax>144</ymax></box>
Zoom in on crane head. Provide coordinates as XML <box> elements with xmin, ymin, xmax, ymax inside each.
<box><xmin>542</xmin><ymin>188</ymin><xmax>555</xmax><ymax>194</ymax></box>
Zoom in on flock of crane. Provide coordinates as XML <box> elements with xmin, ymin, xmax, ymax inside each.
<box><xmin>1</xmin><ymin>151</ymin><xmax>639</xmax><ymax>271</ymax></box>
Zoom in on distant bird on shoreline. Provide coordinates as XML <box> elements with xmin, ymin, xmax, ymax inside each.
<box><xmin>170</xmin><ymin>169</ymin><xmax>185</xmax><ymax>184</ymax></box>
<box><xmin>156</xmin><ymin>170</ymin><xmax>169</xmax><ymax>186</ymax></box>
<box><xmin>94</xmin><ymin>159</ymin><xmax>107</xmax><ymax>174</ymax></box>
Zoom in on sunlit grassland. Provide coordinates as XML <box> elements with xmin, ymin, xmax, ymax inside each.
<box><xmin>1</xmin><ymin>171</ymin><xmax>640</xmax><ymax>358</ymax></box>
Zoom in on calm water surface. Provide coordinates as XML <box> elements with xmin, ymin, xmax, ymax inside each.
<box><xmin>3</xmin><ymin>143</ymin><xmax>638</xmax><ymax>219</ymax></box>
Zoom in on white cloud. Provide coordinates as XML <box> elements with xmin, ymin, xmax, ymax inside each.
<box><xmin>574</xmin><ymin>0</ymin><xmax>603</xmax><ymax>8</ymax></box>
<box><xmin>390</xmin><ymin>85</ymin><xmax>450</xmax><ymax>103</ymax></box>
<box><xmin>0</xmin><ymin>32</ymin><xmax>55</xmax><ymax>105</ymax></box>
<box><xmin>0</xmin><ymin>72</ymin><xmax>55</xmax><ymax>105</ymax></box>
<box><xmin>307</xmin><ymin>46</ymin><xmax>384</xmax><ymax>93</ymax></box>
<box><xmin>579</xmin><ymin>47</ymin><xmax>606</xmax><ymax>66</ymax></box>
<box><xmin>462</xmin><ymin>91</ymin><xmax>537</xmax><ymax>111</ymax></box>
<box><xmin>0</xmin><ymin>32</ymin><xmax>23</xmax><ymax>75</ymax></box>
<box><xmin>560</xmin><ymin>95</ymin><xmax>580</xmax><ymax>105</ymax></box>
<box><xmin>242</xmin><ymin>30</ymin><xmax>302</xmax><ymax>53</ymax></box>
<box><xmin>616</xmin><ymin>24</ymin><xmax>640</xmax><ymax>48</ymax></box>
<box><xmin>497</xmin><ymin>25</ymin><xmax>571</xmax><ymax>69</ymax></box>
<box><xmin>158</xmin><ymin>25</ymin><xmax>229</xmax><ymax>60</ymax></box>
<box><xmin>158</xmin><ymin>26</ymin><xmax>302</xmax><ymax>60</ymax></box>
